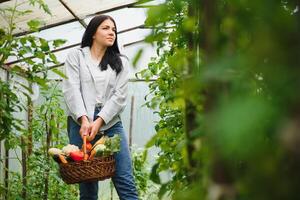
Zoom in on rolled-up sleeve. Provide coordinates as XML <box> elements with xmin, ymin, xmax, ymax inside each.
<box><xmin>62</xmin><ymin>49</ymin><xmax>87</xmax><ymax>121</ymax></box>
<box><xmin>97</xmin><ymin>57</ymin><xmax>129</xmax><ymax>124</ymax></box>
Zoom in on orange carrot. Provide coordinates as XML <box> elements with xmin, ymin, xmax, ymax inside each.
<box><xmin>58</xmin><ymin>154</ymin><xmax>68</xmax><ymax>164</ymax></box>
<box><xmin>89</xmin><ymin>149</ymin><xmax>97</xmax><ymax>160</ymax></box>
<box><xmin>83</xmin><ymin>135</ymin><xmax>87</xmax><ymax>161</ymax></box>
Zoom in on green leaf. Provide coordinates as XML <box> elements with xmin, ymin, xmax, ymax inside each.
<box><xmin>32</xmin><ymin>76</ymin><xmax>47</xmax><ymax>87</ymax></box>
<box><xmin>132</xmin><ymin>48</ymin><xmax>143</xmax><ymax>68</ymax></box>
<box><xmin>158</xmin><ymin>183</ymin><xmax>168</xmax><ymax>199</ymax></box>
<box><xmin>49</xmin><ymin>53</ymin><xmax>59</xmax><ymax>64</ymax></box>
<box><xmin>149</xmin><ymin>163</ymin><xmax>161</xmax><ymax>184</ymax></box>
<box><xmin>39</xmin><ymin>38</ymin><xmax>50</xmax><ymax>51</ymax></box>
<box><xmin>35</xmin><ymin>51</ymin><xmax>45</xmax><ymax>60</ymax></box>
<box><xmin>53</xmin><ymin>39</ymin><xmax>66</xmax><ymax>48</ymax></box>
<box><xmin>51</xmin><ymin>68</ymin><xmax>67</xmax><ymax>79</ymax></box>
<box><xmin>27</xmin><ymin>19</ymin><xmax>41</xmax><ymax>32</ymax></box>
<box><xmin>15</xmin><ymin>81</ymin><xmax>33</xmax><ymax>94</ymax></box>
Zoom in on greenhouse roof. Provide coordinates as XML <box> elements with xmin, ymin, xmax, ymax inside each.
<box><xmin>0</xmin><ymin>0</ymin><xmax>163</xmax><ymax>73</ymax></box>
<box><xmin>0</xmin><ymin>0</ymin><xmax>160</xmax><ymax>35</ymax></box>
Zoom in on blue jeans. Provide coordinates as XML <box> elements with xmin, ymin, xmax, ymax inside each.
<box><xmin>67</xmin><ymin>107</ymin><xmax>138</xmax><ymax>200</ymax></box>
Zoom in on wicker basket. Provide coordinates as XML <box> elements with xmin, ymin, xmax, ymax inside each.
<box><xmin>59</xmin><ymin>155</ymin><xmax>115</xmax><ymax>184</ymax></box>
<box><xmin>59</xmin><ymin>135</ymin><xmax>115</xmax><ymax>184</ymax></box>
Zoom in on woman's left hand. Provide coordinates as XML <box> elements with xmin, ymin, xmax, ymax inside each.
<box><xmin>88</xmin><ymin>117</ymin><xmax>104</xmax><ymax>141</ymax></box>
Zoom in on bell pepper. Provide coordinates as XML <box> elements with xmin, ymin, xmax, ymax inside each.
<box><xmin>69</xmin><ymin>151</ymin><xmax>84</xmax><ymax>162</ymax></box>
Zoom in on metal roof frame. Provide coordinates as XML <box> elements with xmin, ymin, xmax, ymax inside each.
<box><xmin>0</xmin><ymin>0</ymin><xmax>157</xmax><ymax>72</ymax></box>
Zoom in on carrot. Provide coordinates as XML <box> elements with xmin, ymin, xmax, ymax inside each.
<box><xmin>84</xmin><ymin>153</ymin><xmax>89</xmax><ymax>161</ymax></box>
<box><xmin>89</xmin><ymin>149</ymin><xmax>97</xmax><ymax>160</ymax></box>
<box><xmin>58</xmin><ymin>154</ymin><xmax>68</xmax><ymax>164</ymax></box>
<box><xmin>83</xmin><ymin>135</ymin><xmax>88</xmax><ymax>161</ymax></box>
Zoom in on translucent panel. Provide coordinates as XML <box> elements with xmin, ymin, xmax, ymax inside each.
<box><xmin>123</xmin><ymin>41</ymin><xmax>157</xmax><ymax>79</ymax></box>
<box><xmin>139</xmin><ymin>0</ymin><xmax>166</xmax><ymax>6</ymax></box>
<box><xmin>84</xmin><ymin>7</ymin><xmax>147</xmax><ymax>33</ymax></box>
<box><xmin>0</xmin><ymin>15</ymin><xmax>7</xmax><ymax>29</ymax></box>
<box><xmin>5</xmin><ymin>22</ymin><xmax>84</xmax><ymax>64</ymax></box>
<box><xmin>53</xmin><ymin>45</ymin><xmax>79</xmax><ymax>63</ymax></box>
<box><xmin>31</xmin><ymin>21</ymin><xmax>85</xmax><ymax>49</ymax></box>
<box><xmin>0</xmin><ymin>68</ymin><xmax>7</xmax><ymax>80</ymax></box>
<box><xmin>0</xmin><ymin>0</ymin><xmax>74</xmax><ymax>34</ymax></box>
<box><xmin>64</xmin><ymin>0</ymin><xmax>137</xmax><ymax>19</ymax></box>
<box><xmin>46</xmin><ymin>45</ymin><xmax>79</xmax><ymax>80</ymax></box>
<box><xmin>118</xmin><ymin>28</ymin><xmax>151</xmax><ymax>47</ymax></box>
<box><xmin>122</xmin><ymin>81</ymin><xmax>160</xmax><ymax>147</ymax></box>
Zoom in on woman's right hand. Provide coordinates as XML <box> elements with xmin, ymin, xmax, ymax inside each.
<box><xmin>79</xmin><ymin>116</ymin><xmax>90</xmax><ymax>139</ymax></box>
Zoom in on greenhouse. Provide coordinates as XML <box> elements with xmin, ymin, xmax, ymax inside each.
<box><xmin>1</xmin><ymin>0</ymin><xmax>300</xmax><ymax>200</ymax></box>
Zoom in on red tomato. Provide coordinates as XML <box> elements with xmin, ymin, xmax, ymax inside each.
<box><xmin>86</xmin><ymin>142</ymin><xmax>92</xmax><ymax>151</ymax></box>
<box><xmin>82</xmin><ymin>142</ymin><xmax>92</xmax><ymax>152</ymax></box>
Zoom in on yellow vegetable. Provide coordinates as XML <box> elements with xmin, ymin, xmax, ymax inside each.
<box><xmin>92</xmin><ymin>136</ymin><xmax>107</xmax><ymax>149</ymax></box>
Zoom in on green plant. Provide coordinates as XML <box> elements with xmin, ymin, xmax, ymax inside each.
<box><xmin>136</xmin><ymin>0</ymin><xmax>192</xmax><ymax>198</ymax></box>
<box><xmin>131</xmin><ymin>146</ymin><xmax>159</xmax><ymax>200</ymax></box>
<box><xmin>28</xmin><ymin>82</ymin><xmax>78</xmax><ymax>200</ymax></box>
<box><xmin>0</xmin><ymin>1</ymin><xmax>67</xmax><ymax>199</ymax></box>
<box><xmin>3</xmin><ymin>81</ymin><xmax>78</xmax><ymax>200</ymax></box>
<box><xmin>138</xmin><ymin>0</ymin><xmax>300</xmax><ymax>199</ymax></box>
<box><xmin>132</xmin><ymin>146</ymin><xmax>149</xmax><ymax>197</ymax></box>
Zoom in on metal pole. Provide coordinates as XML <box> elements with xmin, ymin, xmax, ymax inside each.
<box><xmin>129</xmin><ymin>95</ymin><xmax>135</xmax><ymax>148</ymax></box>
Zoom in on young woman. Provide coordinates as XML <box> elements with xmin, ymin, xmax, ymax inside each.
<box><xmin>62</xmin><ymin>15</ymin><xmax>138</xmax><ymax>200</ymax></box>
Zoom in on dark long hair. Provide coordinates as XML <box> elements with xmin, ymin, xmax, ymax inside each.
<box><xmin>81</xmin><ymin>15</ymin><xmax>123</xmax><ymax>74</ymax></box>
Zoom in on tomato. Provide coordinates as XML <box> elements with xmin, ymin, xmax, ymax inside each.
<box><xmin>86</xmin><ymin>142</ymin><xmax>92</xmax><ymax>151</ymax></box>
<box><xmin>82</xmin><ymin>142</ymin><xmax>92</xmax><ymax>152</ymax></box>
<box><xmin>69</xmin><ymin>151</ymin><xmax>84</xmax><ymax>162</ymax></box>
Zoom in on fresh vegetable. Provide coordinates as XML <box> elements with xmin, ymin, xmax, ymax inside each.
<box><xmin>48</xmin><ymin>148</ymin><xmax>67</xmax><ymax>164</ymax></box>
<box><xmin>104</xmin><ymin>134</ymin><xmax>121</xmax><ymax>153</ymax></box>
<box><xmin>62</xmin><ymin>144</ymin><xmax>80</xmax><ymax>156</ymax></box>
<box><xmin>94</xmin><ymin>134</ymin><xmax>121</xmax><ymax>156</ymax></box>
<box><xmin>69</xmin><ymin>151</ymin><xmax>84</xmax><ymax>162</ymax></box>
<box><xmin>95</xmin><ymin>144</ymin><xmax>106</xmax><ymax>154</ymax></box>
<box><xmin>84</xmin><ymin>153</ymin><xmax>89</xmax><ymax>161</ymax></box>
<box><xmin>49</xmin><ymin>134</ymin><xmax>122</xmax><ymax>163</ymax></box>
<box><xmin>58</xmin><ymin>154</ymin><xmax>68</xmax><ymax>164</ymax></box>
<box><xmin>86</xmin><ymin>142</ymin><xmax>92</xmax><ymax>151</ymax></box>
<box><xmin>88</xmin><ymin>149</ymin><xmax>97</xmax><ymax>160</ymax></box>
<box><xmin>92</xmin><ymin>136</ymin><xmax>107</xmax><ymax>149</ymax></box>
<box><xmin>81</xmin><ymin>141</ymin><xmax>92</xmax><ymax>152</ymax></box>
<box><xmin>89</xmin><ymin>135</ymin><xmax>121</xmax><ymax>159</ymax></box>
<box><xmin>48</xmin><ymin>148</ymin><xmax>62</xmax><ymax>156</ymax></box>
<box><xmin>83</xmin><ymin>135</ymin><xmax>88</xmax><ymax>160</ymax></box>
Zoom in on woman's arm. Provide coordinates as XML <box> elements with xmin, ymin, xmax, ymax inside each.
<box><xmin>62</xmin><ymin>49</ymin><xmax>88</xmax><ymax>123</ymax></box>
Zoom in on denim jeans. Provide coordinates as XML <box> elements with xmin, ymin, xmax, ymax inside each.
<box><xmin>67</xmin><ymin>107</ymin><xmax>138</xmax><ymax>200</ymax></box>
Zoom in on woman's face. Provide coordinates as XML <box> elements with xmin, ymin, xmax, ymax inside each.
<box><xmin>93</xmin><ymin>19</ymin><xmax>116</xmax><ymax>47</ymax></box>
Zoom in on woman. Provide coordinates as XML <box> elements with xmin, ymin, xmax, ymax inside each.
<box><xmin>62</xmin><ymin>15</ymin><xmax>138</xmax><ymax>200</ymax></box>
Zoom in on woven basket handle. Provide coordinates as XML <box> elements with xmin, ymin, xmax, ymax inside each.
<box><xmin>83</xmin><ymin>135</ymin><xmax>87</xmax><ymax>160</ymax></box>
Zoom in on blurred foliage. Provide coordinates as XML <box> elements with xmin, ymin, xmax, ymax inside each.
<box><xmin>138</xmin><ymin>0</ymin><xmax>300</xmax><ymax>199</ymax></box>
